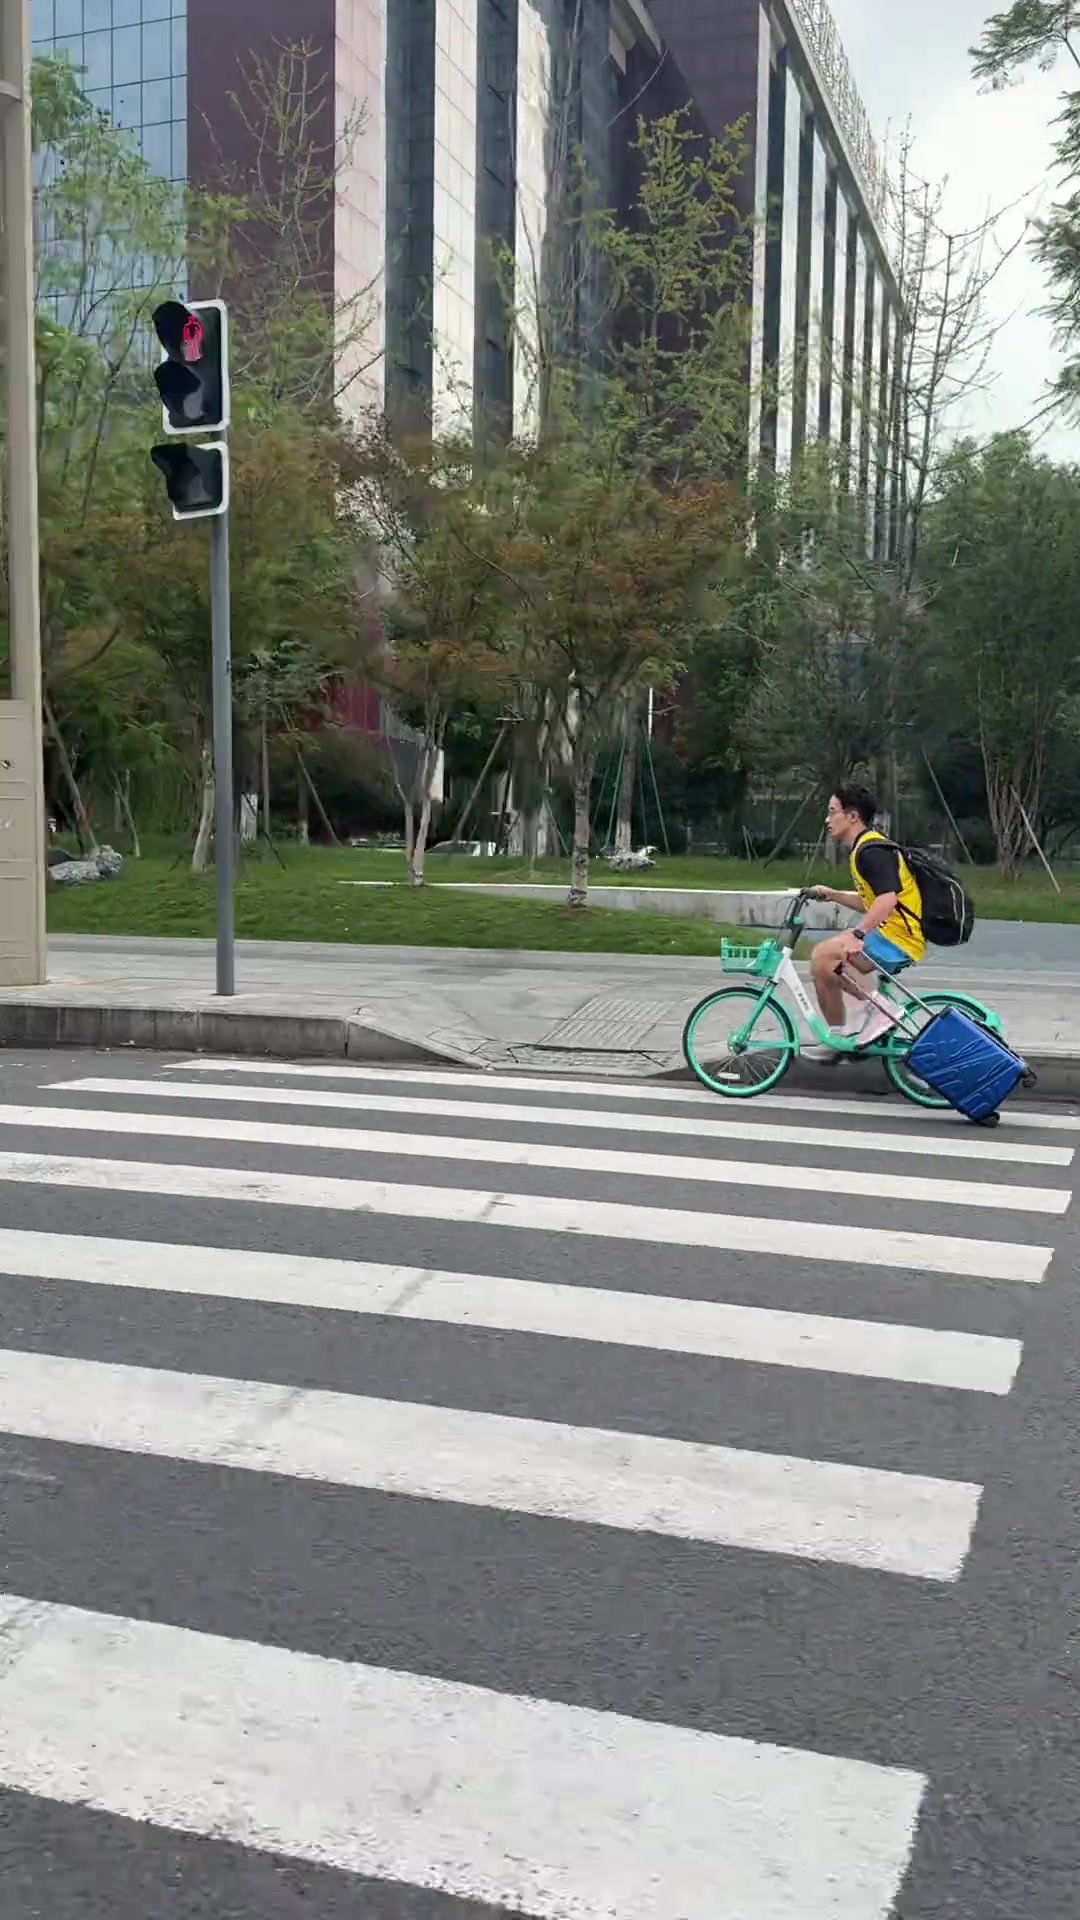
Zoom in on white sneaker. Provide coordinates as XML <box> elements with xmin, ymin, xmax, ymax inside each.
<box><xmin>855</xmin><ymin>1004</ymin><xmax>901</xmax><ymax>1049</ymax></box>
<box><xmin>807</xmin><ymin>1026</ymin><xmax>856</xmax><ymax>1064</ymax></box>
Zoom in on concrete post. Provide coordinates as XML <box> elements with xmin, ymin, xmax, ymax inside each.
<box><xmin>0</xmin><ymin>0</ymin><xmax>47</xmax><ymax>987</ymax></box>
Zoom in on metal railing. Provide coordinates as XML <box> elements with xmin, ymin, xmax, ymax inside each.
<box><xmin>788</xmin><ymin>0</ymin><xmax>887</xmax><ymax>218</ymax></box>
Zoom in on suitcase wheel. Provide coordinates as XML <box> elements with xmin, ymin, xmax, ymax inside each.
<box><xmin>1022</xmin><ymin>1071</ymin><xmax>1038</xmax><ymax>1090</ymax></box>
<box><xmin>972</xmin><ymin>1111</ymin><xmax>1002</xmax><ymax>1129</ymax></box>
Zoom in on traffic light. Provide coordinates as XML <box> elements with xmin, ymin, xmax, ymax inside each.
<box><xmin>150</xmin><ymin>441</ymin><xmax>229</xmax><ymax>521</ymax></box>
<box><xmin>152</xmin><ymin>298</ymin><xmax>230</xmax><ymax>435</ymax></box>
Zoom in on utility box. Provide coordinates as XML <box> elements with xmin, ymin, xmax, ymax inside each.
<box><xmin>0</xmin><ymin>700</ymin><xmax>47</xmax><ymax>987</ymax></box>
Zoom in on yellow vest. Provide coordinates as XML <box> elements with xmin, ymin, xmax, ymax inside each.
<box><xmin>850</xmin><ymin>830</ymin><xmax>926</xmax><ymax>961</ymax></box>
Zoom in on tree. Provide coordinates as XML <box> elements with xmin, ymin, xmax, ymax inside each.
<box><xmin>919</xmin><ymin>433</ymin><xmax>1080</xmax><ymax>874</ymax></box>
<box><xmin>192</xmin><ymin>39</ymin><xmax>382</xmax><ymax>416</ymax></box>
<box><xmin>2</xmin><ymin>54</ymin><xmax>193</xmax><ymax>842</ymax></box>
<box><xmin>971</xmin><ymin>5</ymin><xmax>1080</xmax><ymax>413</ymax></box>
<box><xmin>735</xmin><ymin>451</ymin><xmax>909</xmax><ymax>815</ymax></box>
<box><xmin>883</xmin><ymin>132</ymin><xmax>1020</xmax><ymax>604</ymax></box>
<box><xmin>490</xmin><ymin>107</ymin><xmax>752</xmax><ymax>901</ymax></box>
<box><xmin>345</xmin><ymin>428</ymin><xmax>514</xmax><ymax>886</ymax></box>
<box><xmin>106</xmin><ymin>417</ymin><xmax>365</xmax><ymax>869</ymax></box>
<box><xmin>9</xmin><ymin>46</ymin><xmax>386</xmax><ymax>857</ymax></box>
<box><xmin>485</xmin><ymin>444</ymin><xmax>739</xmax><ymax>905</ymax></box>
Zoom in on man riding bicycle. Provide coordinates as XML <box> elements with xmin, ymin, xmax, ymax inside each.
<box><xmin>808</xmin><ymin>783</ymin><xmax>925</xmax><ymax>1053</ymax></box>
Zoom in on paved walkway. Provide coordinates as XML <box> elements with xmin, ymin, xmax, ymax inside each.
<box><xmin>0</xmin><ymin>933</ymin><xmax>1076</xmax><ymax>1076</ymax></box>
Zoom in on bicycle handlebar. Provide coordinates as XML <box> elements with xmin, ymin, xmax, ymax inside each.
<box><xmin>779</xmin><ymin>888</ymin><xmax>815</xmax><ymax>930</ymax></box>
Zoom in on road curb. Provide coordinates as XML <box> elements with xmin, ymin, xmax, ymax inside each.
<box><xmin>650</xmin><ymin>1050</ymin><xmax>1080</xmax><ymax>1103</ymax></box>
<box><xmin>2</xmin><ymin>1001</ymin><xmax>1078</xmax><ymax>1104</ymax></box>
<box><xmin>0</xmin><ymin>1001</ymin><xmax>485</xmax><ymax>1070</ymax></box>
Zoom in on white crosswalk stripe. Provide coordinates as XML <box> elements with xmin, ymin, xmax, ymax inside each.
<box><xmin>0</xmin><ymin>1058</ymin><xmax>1072</xmax><ymax>1918</ymax></box>
<box><xmin>159</xmin><ymin>1055</ymin><xmax>1080</xmax><ymax>1131</ymax></box>
<box><xmin>0</xmin><ymin>1595</ymin><xmax>926</xmax><ymax>1920</ymax></box>
<box><xmin>0</xmin><ymin>1099</ymin><xmax>1069</xmax><ymax>1212</ymax></box>
<box><xmin>0</xmin><ymin>1148</ymin><xmax>1053</xmax><ymax>1276</ymax></box>
<box><xmin>0</xmin><ymin>1229</ymin><xmax>1023</xmax><ymax>1390</ymax></box>
<box><xmin>54</xmin><ymin>1075</ymin><xmax>1077</xmax><ymax>1165</ymax></box>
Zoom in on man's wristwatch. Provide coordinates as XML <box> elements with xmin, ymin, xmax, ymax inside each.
<box><xmin>852</xmin><ymin>929</ymin><xmax>866</xmax><ymax>943</ymax></box>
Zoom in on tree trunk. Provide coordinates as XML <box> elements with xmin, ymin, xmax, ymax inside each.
<box><xmin>43</xmin><ymin>690</ymin><xmax>98</xmax><ymax>854</ymax></box>
<box><xmin>260</xmin><ymin>709</ymin><xmax>271</xmax><ymax>840</ymax></box>
<box><xmin>297</xmin><ymin>767</ymin><xmax>310</xmax><ymax>845</ymax></box>
<box><xmin>512</xmin><ymin>716</ymin><xmax>547</xmax><ymax>877</ymax></box>
<box><xmin>986</xmin><ymin>775</ymin><xmax>1027</xmax><ymax>879</ymax></box>
<box><xmin>614</xmin><ymin>701</ymin><xmax>638</xmax><ymax>855</ymax></box>
<box><xmin>192</xmin><ymin>742</ymin><xmax>215</xmax><ymax>874</ymax></box>
<box><xmin>403</xmin><ymin>794</ymin><xmax>420</xmax><ymax>887</ymax></box>
<box><xmin>115</xmin><ymin>772</ymin><xmax>141</xmax><ymax>857</ymax></box>
<box><xmin>567</xmin><ymin>745</ymin><xmax>594</xmax><ymax>909</ymax></box>
<box><xmin>453</xmin><ymin>717</ymin><xmax>510</xmax><ymax>845</ymax></box>
<box><xmin>406</xmin><ymin>746</ymin><xmax>439</xmax><ymax>888</ymax></box>
<box><xmin>521</xmin><ymin>804</ymin><xmax>540</xmax><ymax>871</ymax></box>
<box><xmin>296</xmin><ymin>752</ymin><xmax>339</xmax><ymax>845</ymax></box>
<box><xmin>414</xmin><ymin>787</ymin><xmax>433</xmax><ymax>886</ymax></box>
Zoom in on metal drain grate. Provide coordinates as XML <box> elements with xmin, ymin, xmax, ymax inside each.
<box><xmin>540</xmin><ymin>996</ymin><xmax>684</xmax><ymax>1051</ymax></box>
<box><xmin>509</xmin><ymin>1045</ymin><xmax>664</xmax><ymax>1076</ymax></box>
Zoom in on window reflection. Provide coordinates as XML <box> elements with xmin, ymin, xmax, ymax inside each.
<box><xmin>32</xmin><ymin>0</ymin><xmax>188</xmax><ymax>183</ymax></box>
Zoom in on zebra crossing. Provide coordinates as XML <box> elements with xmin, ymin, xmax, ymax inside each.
<box><xmin>0</xmin><ymin>1051</ymin><xmax>1074</xmax><ymax>1919</ymax></box>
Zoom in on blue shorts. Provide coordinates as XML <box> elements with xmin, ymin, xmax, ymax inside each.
<box><xmin>862</xmin><ymin>929</ymin><xmax>913</xmax><ymax>975</ymax></box>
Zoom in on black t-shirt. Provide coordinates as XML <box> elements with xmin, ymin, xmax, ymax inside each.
<box><xmin>853</xmin><ymin>837</ymin><xmax>901</xmax><ymax>898</ymax></box>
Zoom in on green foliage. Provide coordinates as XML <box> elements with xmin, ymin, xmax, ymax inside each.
<box><xmin>20</xmin><ymin>48</ymin><xmax>373</xmax><ymax>840</ymax></box>
<box><xmin>728</xmin><ymin>450</ymin><xmax>911</xmax><ymax>798</ymax></box>
<box><xmin>972</xmin><ymin>5</ymin><xmax>1080</xmax><ymax>411</ymax></box>
<box><xmin>920</xmin><ymin>432</ymin><xmax>1080</xmax><ymax>870</ymax></box>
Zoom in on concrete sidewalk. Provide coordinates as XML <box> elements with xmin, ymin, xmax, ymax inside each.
<box><xmin>0</xmin><ymin>933</ymin><xmax>1078</xmax><ymax>1091</ymax></box>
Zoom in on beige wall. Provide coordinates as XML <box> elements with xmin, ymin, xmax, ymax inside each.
<box><xmin>334</xmin><ymin>0</ymin><xmax>386</xmax><ymax>417</ymax></box>
<box><xmin>432</xmin><ymin>0</ymin><xmax>480</xmax><ymax>432</ymax></box>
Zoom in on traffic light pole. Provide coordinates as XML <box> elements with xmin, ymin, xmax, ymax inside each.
<box><xmin>209</xmin><ymin>511</ymin><xmax>235</xmax><ymax>996</ymax></box>
<box><xmin>150</xmin><ymin>295</ymin><xmax>233</xmax><ymax>994</ymax></box>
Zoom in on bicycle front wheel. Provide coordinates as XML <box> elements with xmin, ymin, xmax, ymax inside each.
<box><xmin>683</xmin><ymin>987</ymin><xmax>798</xmax><ymax>1097</ymax></box>
<box><xmin>883</xmin><ymin>992</ymin><xmax>996</xmax><ymax>1109</ymax></box>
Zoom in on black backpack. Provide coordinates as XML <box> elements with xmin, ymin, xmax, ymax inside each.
<box><xmin>876</xmin><ymin>838</ymin><xmax>975</xmax><ymax>948</ymax></box>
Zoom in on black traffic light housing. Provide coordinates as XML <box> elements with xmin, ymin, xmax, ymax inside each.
<box><xmin>152</xmin><ymin>298</ymin><xmax>230</xmax><ymax>435</ymax></box>
<box><xmin>150</xmin><ymin>442</ymin><xmax>229</xmax><ymax>521</ymax></box>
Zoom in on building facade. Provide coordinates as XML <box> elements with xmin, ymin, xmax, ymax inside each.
<box><xmin>31</xmin><ymin>0</ymin><xmax>899</xmax><ymax>511</ymax></box>
<box><xmin>30</xmin><ymin>0</ymin><xmax>187</xmax><ymax>184</ymax></box>
<box><xmin>630</xmin><ymin>0</ymin><xmax>901</xmax><ymax>542</ymax></box>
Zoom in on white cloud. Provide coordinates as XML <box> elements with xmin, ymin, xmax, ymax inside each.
<box><xmin>829</xmin><ymin>0</ymin><xmax>1078</xmax><ymax>455</ymax></box>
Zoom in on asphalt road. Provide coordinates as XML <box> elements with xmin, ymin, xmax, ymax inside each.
<box><xmin>0</xmin><ymin>1046</ymin><xmax>1077</xmax><ymax>1918</ymax></box>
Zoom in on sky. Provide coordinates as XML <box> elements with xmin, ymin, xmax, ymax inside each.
<box><xmin>829</xmin><ymin>0</ymin><xmax>1078</xmax><ymax>457</ymax></box>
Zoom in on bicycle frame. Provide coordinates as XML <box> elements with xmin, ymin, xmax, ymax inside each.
<box><xmin>726</xmin><ymin>894</ymin><xmax>999</xmax><ymax>1058</ymax></box>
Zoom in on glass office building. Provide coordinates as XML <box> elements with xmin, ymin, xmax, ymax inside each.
<box><xmin>29</xmin><ymin>0</ymin><xmax>187</xmax><ymax>186</ymax></box>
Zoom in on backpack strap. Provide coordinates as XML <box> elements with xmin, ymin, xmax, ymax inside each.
<box><xmin>857</xmin><ymin>834</ymin><xmax>921</xmax><ymax>931</ymax></box>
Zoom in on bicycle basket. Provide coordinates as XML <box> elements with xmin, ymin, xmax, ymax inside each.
<box><xmin>720</xmin><ymin>938</ymin><xmax>778</xmax><ymax>976</ymax></box>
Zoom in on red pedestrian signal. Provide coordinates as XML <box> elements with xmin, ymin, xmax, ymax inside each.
<box><xmin>152</xmin><ymin>299</ymin><xmax>229</xmax><ymax>434</ymax></box>
<box><xmin>180</xmin><ymin>314</ymin><xmax>204</xmax><ymax>362</ymax></box>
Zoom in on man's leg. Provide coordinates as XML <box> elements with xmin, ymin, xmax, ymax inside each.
<box><xmin>848</xmin><ymin>945</ymin><xmax>908</xmax><ymax>1047</ymax></box>
<box><xmin>810</xmin><ymin>936</ymin><xmax>856</xmax><ymax>1029</ymax></box>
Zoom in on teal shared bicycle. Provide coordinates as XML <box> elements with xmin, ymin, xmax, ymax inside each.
<box><xmin>682</xmin><ymin>888</ymin><xmax>1020</xmax><ymax>1114</ymax></box>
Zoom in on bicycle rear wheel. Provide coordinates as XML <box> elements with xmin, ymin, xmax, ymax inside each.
<box><xmin>683</xmin><ymin>987</ymin><xmax>798</xmax><ymax>1097</ymax></box>
<box><xmin>883</xmin><ymin>992</ymin><xmax>996</xmax><ymax>1109</ymax></box>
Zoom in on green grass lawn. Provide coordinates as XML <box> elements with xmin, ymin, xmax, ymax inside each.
<box><xmin>45</xmin><ymin>851</ymin><xmax>739</xmax><ymax>955</ymax></box>
<box><xmin>45</xmin><ymin>842</ymin><xmax>1080</xmax><ymax>952</ymax></box>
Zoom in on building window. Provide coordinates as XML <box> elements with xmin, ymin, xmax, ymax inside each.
<box><xmin>819</xmin><ymin>171</ymin><xmax>837</xmax><ymax>441</ymax></box>
<box><xmin>760</xmin><ymin>51</ymin><xmax>788</xmax><ymax>467</ymax></box>
<box><xmin>31</xmin><ymin>0</ymin><xmax>188</xmax><ymax>184</ymax></box>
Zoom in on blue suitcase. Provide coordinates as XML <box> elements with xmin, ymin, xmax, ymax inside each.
<box><xmin>907</xmin><ymin>1007</ymin><xmax>1030</xmax><ymax>1123</ymax></box>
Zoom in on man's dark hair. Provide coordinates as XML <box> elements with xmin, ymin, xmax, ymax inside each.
<box><xmin>833</xmin><ymin>782</ymin><xmax>877</xmax><ymax>825</ymax></box>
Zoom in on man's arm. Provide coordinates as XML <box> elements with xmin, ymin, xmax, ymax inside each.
<box><xmin>811</xmin><ymin>886</ymin><xmax>862</xmax><ymax>910</ymax></box>
<box><xmin>855</xmin><ymin>889</ymin><xmax>900</xmax><ymax>934</ymax></box>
